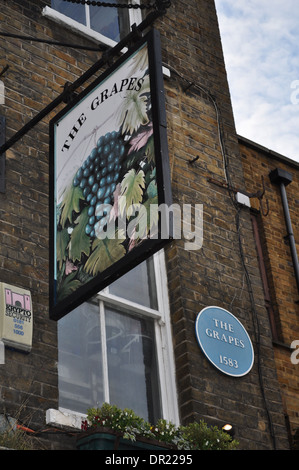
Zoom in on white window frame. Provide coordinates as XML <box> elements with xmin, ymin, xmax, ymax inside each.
<box><xmin>46</xmin><ymin>250</ymin><xmax>179</xmax><ymax>429</ymax></box>
<box><xmin>42</xmin><ymin>2</ymin><xmax>142</xmax><ymax>49</ymax></box>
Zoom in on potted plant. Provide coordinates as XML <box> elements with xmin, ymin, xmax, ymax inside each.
<box><xmin>76</xmin><ymin>403</ymin><xmax>239</xmax><ymax>450</ymax></box>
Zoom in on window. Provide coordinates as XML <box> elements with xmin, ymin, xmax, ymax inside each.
<box><xmin>57</xmin><ymin>251</ymin><xmax>179</xmax><ymax>425</ymax></box>
<box><xmin>47</xmin><ymin>0</ymin><xmax>141</xmax><ymax>45</ymax></box>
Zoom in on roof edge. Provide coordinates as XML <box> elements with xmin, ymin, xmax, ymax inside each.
<box><xmin>238</xmin><ymin>135</ymin><xmax>299</xmax><ymax>170</ymax></box>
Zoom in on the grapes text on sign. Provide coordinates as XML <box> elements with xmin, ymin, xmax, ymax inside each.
<box><xmin>195</xmin><ymin>306</ymin><xmax>254</xmax><ymax>377</ymax></box>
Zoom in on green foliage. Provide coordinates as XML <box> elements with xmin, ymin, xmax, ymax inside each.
<box><xmin>84</xmin><ymin>231</ymin><xmax>126</xmax><ymax>276</ymax></box>
<box><xmin>180</xmin><ymin>421</ymin><xmax>239</xmax><ymax>450</ymax></box>
<box><xmin>117</xmin><ymin>74</ymin><xmax>150</xmax><ymax>135</ymax></box>
<box><xmin>82</xmin><ymin>403</ymin><xmax>239</xmax><ymax>450</ymax></box>
<box><xmin>56</xmin><ymin>227</ymin><xmax>70</xmax><ymax>270</ymax></box>
<box><xmin>119</xmin><ymin>169</ymin><xmax>145</xmax><ymax>218</ymax></box>
<box><xmin>85</xmin><ymin>403</ymin><xmax>152</xmax><ymax>442</ymax></box>
<box><xmin>68</xmin><ymin>208</ymin><xmax>92</xmax><ymax>262</ymax></box>
<box><xmin>150</xmin><ymin>418</ymin><xmax>180</xmax><ymax>445</ymax></box>
<box><xmin>56</xmin><ymin>270</ymin><xmax>82</xmax><ymax>301</ymax></box>
<box><xmin>60</xmin><ymin>184</ymin><xmax>85</xmax><ymax>228</ymax></box>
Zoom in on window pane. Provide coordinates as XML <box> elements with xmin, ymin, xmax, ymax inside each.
<box><xmin>109</xmin><ymin>258</ymin><xmax>158</xmax><ymax>309</ymax></box>
<box><xmin>58</xmin><ymin>302</ymin><xmax>103</xmax><ymax>414</ymax></box>
<box><xmin>51</xmin><ymin>0</ymin><xmax>86</xmax><ymax>26</ymax></box>
<box><xmin>105</xmin><ymin>308</ymin><xmax>161</xmax><ymax>423</ymax></box>
<box><xmin>90</xmin><ymin>1</ymin><xmax>130</xmax><ymax>41</ymax></box>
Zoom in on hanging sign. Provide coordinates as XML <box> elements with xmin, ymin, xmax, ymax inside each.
<box><xmin>195</xmin><ymin>306</ymin><xmax>254</xmax><ymax>377</ymax></box>
<box><xmin>49</xmin><ymin>29</ymin><xmax>172</xmax><ymax>320</ymax></box>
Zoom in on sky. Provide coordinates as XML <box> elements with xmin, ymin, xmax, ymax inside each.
<box><xmin>214</xmin><ymin>0</ymin><xmax>299</xmax><ymax>162</ymax></box>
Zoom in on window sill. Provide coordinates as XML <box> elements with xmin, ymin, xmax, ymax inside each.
<box><xmin>42</xmin><ymin>7</ymin><xmax>171</xmax><ymax>77</ymax></box>
<box><xmin>42</xmin><ymin>6</ymin><xmax>118</xmax><ymax>49</ymax></box>
<box><xmin>46</xmin><ymin>408</ymin><xmax>85</xmax><ymax>430</ymax></box>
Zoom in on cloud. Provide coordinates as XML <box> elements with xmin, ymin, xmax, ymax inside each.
<box><xmin>215</xmin><ymin>0</ymin><xmax>299</xmax><ymax>162</ymax></box>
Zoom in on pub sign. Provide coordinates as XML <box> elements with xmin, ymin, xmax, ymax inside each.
<box><xmin>49</xmin><ymin>30</ymin><xmax>172</xmax><ymax>320</ymax></box>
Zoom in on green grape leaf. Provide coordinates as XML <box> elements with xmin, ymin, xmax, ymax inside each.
<box><xmin>127</xmin><ymin>179</ymin><xmax>159</xmax><ymax>244</ymax></box>
<box><xmin>147</xmin><ymin>179</ymin><xmax>158</xmax><ymax>199</ymax></box>
<box><xmin>142</xmin><ymin>190</ymin><xmax>159</xmax><ymax>237</ymax></box>
<box><xmin>145</xmin><ymin>166</ymin><xmax>156</xmax><ymax>186</ymax></box>
<box><xmin>57</xmin><ymin>271</ymin><xmax>82</xmax><ymax>302</ymax></box>
<box><xmin>144</xmin><ymin>134</ymin><xmax>155</xmax><ymax>163</ymax></box>
<box><xmin>84</xmin><ymin>231</ymin><xmax>126</xmax><ymax>276</ymax></box>
<box><xmin>119</xmin><ymin>169</ymin><xmax>145</xmax><ymax>219</ymax></box>
<box><xmin>123</xmin><ymin>149</ymin><xmax>144</xmax><ymax>172</ymax></box>
<box><xmin>68</xmin><ymin>207</ymin><xmax>92</xmax><ymax>262</ymax></box>
<box><xmin>56</xmin><ymin>228</ymin><xmax>70</xmax><ymax>270</ymax></box>
<box><xmin>117</xmin><ymin>75</ymin><xmax>150</xmax><ymax>135</ymax></box>
<box><xmin>127</xmin><ymin>204</ymin><xmax>148</xmax><ymax>244</ymax></box>
<box><xmin>59</xmin><ymin>183</ymin><xmax>85</xmax><ymax>228</ymax></box>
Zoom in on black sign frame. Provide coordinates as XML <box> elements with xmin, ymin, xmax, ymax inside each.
<box><xmin>49</xmin><ymin>29</ymin><xmax>172</xmax><ymax>320</ymax></box>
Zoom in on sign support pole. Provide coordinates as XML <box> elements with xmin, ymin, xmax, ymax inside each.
<box><xmin>0</xmin><ymin>7</ymin><xmax>167</xmax><ymax>159</ymax></box>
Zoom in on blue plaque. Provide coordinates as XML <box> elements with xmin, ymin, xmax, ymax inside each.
<box><xmin>195</xmin><ymin>306</ymin><xmax>254</xmax><ymax>377</ymax></box>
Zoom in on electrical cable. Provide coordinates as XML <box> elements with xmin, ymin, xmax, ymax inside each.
<box><xmin>17</xmin><ymin>424</ymin><xmax>81</xmax><ymax>437</ymax></box>
<box><xmin>0</xmin><ymin>31</ymin><xmax>107</xmax><ymax>51</ymax></box>
<box><xmin>235</xmin><ymin>209</ymin><xmax>277</xmax><ymax>449</ymax></box>
<box><xmin>163</xmin><ymin>62</ymin><xmax>277</xmax><ymax>449</ymax></box>
<box><xmin>162</xmin><ymin>63</ymin><xmax>237</xmax><ymax>204</ymax></box>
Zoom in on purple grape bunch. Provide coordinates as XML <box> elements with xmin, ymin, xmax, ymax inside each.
<box><xmin>73</xmin><ymin>130</ymin><xmax>126</xmax><ymax>238</ymax></box>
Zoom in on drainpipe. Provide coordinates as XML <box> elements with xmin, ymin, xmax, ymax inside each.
<box><xmin>269</xmin><ymin>168</ymin><xmax>299</xmax><ymax>295</ymax></box>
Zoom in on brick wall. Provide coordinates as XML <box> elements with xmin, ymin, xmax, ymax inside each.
<box><xmin>0</xmin><ymin>0</ymin><xmax>100</xmax><ymax>449</ymax></box>
<box><xmin>159</xmin><ymin>0</ymin><xmax>290</xmax><ymax>450</ymax></box>
<box><xmin>240</xmin><ymin>136</ymin><xmax>299</xmax><ymax>447</ymax></box>
<box><xmin>0</xmin><ymin>0</ymin><xmax>292</xmax><ymax>450</ymax></box>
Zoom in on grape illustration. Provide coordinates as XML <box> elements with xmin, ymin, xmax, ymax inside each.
<box><xmin>55</xmin><ymin>53</ymin><xmax>157</xmax><ymax>303</ymax></box>
<box><xmin>72</xmin><ymin>130</ymin><xmax>126</xmax><ymax>238</ymax></box>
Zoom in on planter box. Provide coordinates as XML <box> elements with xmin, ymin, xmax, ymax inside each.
<box><xmin>76</xmin><ymin>427</ymin><xmax>173</xmax><ymax>450</ymax></box>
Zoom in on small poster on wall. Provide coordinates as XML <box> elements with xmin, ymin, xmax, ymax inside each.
<box><xmin>49</xmin><ymin>29</ymin><xmax>172</xmax><ymax>320</ymax></box>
